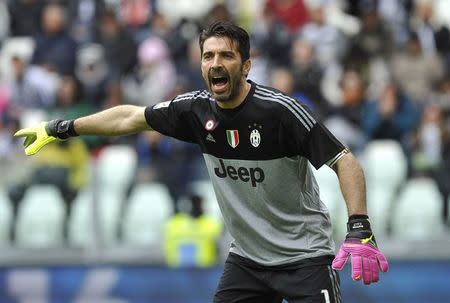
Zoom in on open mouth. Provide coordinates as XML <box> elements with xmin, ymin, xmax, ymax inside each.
<box><xmin>210</xmin><ymin>75</ymin><xmax>229</xmax><ymax>93</ymax></box>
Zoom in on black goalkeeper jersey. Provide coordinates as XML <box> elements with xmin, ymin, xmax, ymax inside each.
<box><xmin>145</xmin><ymin>80</ymin><xmax>346</xmax><ymax>265</ymax></box>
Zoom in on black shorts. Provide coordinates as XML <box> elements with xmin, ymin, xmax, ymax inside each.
<box><xmin>214</xmin><ymin>253</ymin><xmax>342</xmax><ymax>303</ymax></box>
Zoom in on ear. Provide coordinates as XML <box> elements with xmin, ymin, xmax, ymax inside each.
<box><xmin>243</xmin><ymin>59</ymin><xmax>251</xmax><ymax>78</ymax></box>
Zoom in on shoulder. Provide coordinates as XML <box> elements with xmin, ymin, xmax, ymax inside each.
<box><xmin>172</xmin><ymin>90</ymin><xmax>212</xmax><ymax>102</ymax></box>
<box><xmin>171</xmin><ymin>90</ymin><xmax>214</xmax><ymax>106</ymax></box>
<box><xmin>170</xmin><ymin>90</ymin><xmax>212</xmax><ymax>109</ymax></box>
<box><xmin>253</xmin><ymin>84</ymin><xmax>317</xmax><ymax>131</ymax></box>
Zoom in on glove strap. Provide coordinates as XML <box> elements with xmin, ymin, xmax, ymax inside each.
<box><xmin>46</xmin><ymin>119</ymin><xmax>79</xmax><ymax>139</ymax></box>
<box><xmin>347</xmin><ymin>214</ymin><xmax>371</xmax><ymax>232</ymax></box>
<box><xmin>346</xmin><ymin>215</ymin><xmax>377</xmax><ymax>246</ymax></box>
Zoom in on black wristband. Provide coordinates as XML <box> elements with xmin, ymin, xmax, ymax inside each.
<box><xmin>46</xmin><ymin>119</ymin><xmax>79</xmax><ymax>139</ymax></box>
<box><xmin>347</xmin><ymin>215</ymin><xmax>371</xmax><ymax>232</ymax></box>
<box><xmin>348</xmin><ymin>214</ymin><xmax>369</xmax><ymax>221</ymax></box>
<box><xmin>67</xmin><ymin>120</ymin><xmax>79</xmax><ymax>137</ymax></box>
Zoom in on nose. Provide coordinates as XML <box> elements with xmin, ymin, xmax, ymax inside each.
<box><xmin>211</xmin><ymin>54</ymin><xmax>223</xmax><ymax>68</ymax></box>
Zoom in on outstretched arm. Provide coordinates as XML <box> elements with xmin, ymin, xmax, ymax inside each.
<box><xmin>73</xmin><ymin>105</ymin><xmax>150</xmax><ymax>136</ymax></box>
<box><xmin>15</xmin><ymin>105</ymin><xmax>152</xmax><ymax>155</ymax></box>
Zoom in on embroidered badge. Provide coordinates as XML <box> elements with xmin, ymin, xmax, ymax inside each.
<box><xmin>250</xmin><ymin>129</ymin><xmax>261</xmax><ymax>147</ymax></box>
<box><xmin>226</xmin><ymin>130</ymin><xmax>239</xmax><ymax>148</ymax></box>
<box><xmin>205</xmin><ymin>119</ymin><xmax>215</xmax><ymax>131</ymax></box>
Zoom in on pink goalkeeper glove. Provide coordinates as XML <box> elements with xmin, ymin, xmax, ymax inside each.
<box><xmin>332</xmin><ymin>215</ymin><xmax>389</xmax><ymax>285</ymax></box>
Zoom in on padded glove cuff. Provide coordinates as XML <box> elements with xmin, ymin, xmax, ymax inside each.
<box><xmin>46</xmin><ymin>119</ymin><xmax>78</xmax><ymax>139</ymax></box>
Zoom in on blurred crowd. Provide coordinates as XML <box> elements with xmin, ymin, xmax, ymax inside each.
<box><xmin>0</xmin><ymin>0</ymin><xmax>450</xmax><ymax>242</ymax></box>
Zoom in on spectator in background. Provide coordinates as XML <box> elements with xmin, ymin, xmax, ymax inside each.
<box><xmin>352</xmin><ymin>0</ymin><xmax>394</xmax><ymax>60</ymax></box>
<box><xmin>269</xmin><ymin>67</ymin><xmax>315</xmax><ymax>112</ymax></box>
<box><xmin>164</xmin><ymin>194</ymin><xmax>223</xmax><ymax>268</ymax></box>
<box><xmin>31</xmin><ymin>3</ymin><xmax>77</xmax><ymax>75</ymax></box>
<box><xmin>8</xmin><ymin>55</ymin><xmax>60</xmax><ymax>114</ymax></box>
<box><xmin>341</xmin><ymin>43</ymin><xmax>391</xmax><ymax>102</ymax></box>
<box><xmin>246</xmin><ymin>38</ymin><xmax>270</xmax><ymax>86</ymax></box>
<box><xmin>324</xmin><ymin>70</ymin><xmax>367</xmax><ymax>152</ymax></box>
<box><xmin>0</xmin><ymin>0</ymin><xmax>10</xmax><ymax>44</ymax></box>
<box><xmin>118</xmin><ymin>0</ymin><xmax>154</xmax><ymax>43</ymax></box>
<box><xmin>96</xmin><ymin>8</ymin><xmax>137</xmax><ymax>76</ymax></box>
<box><xmin>74</xmin><ymin>43</ymin><xmax>113</xmax><ymax>109</ymax></box>
<box><xmin>0</xmin><ymin>78</ymin><xmax>9</xmax><ymax>115</ymax></box>
<box><xmin>177</xmin><ymin>38</ymin><xmax>207</xmax><ymax>91</ymax></box>
<box><xmin>362</xmin><ymin>82</ymin><xmax>421</xmax><ymax>154</ymax></box>
<box><xmin>0</xmin><ymin>88</ymin><xmax>15</xmax><ymax>160</ymax></box>
<box><xmin>391</xmin><ymin>31</ymin><xmax>444</xmax><ymax>104</ymax></box>
<box><xmin>203</xmin><ymin>3</ymin><xmax>234</xmax><ymax>27</ymax></box>
<box><xmin>7</xmin><ymin>0</ymin><xmax>45</xmax><ymax>37</ymax></box>
<box><xmin>428</xmin><ymin>73</ymin><xmax>450</xmax><ymax>117</ymax></box>
<box><xmin>263</xmin><ymin>0</ymin><xmax>309</xmax><ymax>33</ymax></box>
<box><xmin>376</xmin><ymin>0</ymin><xmax>411</xmax><ymax>46</ymax></box>
<box><xmin>300</xmin><ymin>0</ymin><xmax>348</xmax><ymax>67</ymax></box>
<box><xmin>119</xmin><ymin>0</ymin><xmax>152</xmax><ymax>28</ymax></box>
<box><xmin>269</xmin><ymin>67</ymin><xmax>294</xmax><ymax>93</ymax></box>
<box><xmin>290</xmin><ymin>37</ymin><xmax>327</xmax><ymax>117</ymax></box>
<box><xmin>122</xmin><ymin>36</ymin><xmax>176</xmax><ymax>107</ymax></box>
<box><xmin>409</xmin><ymin>0</ymin><xmax>450</xmax><ymax>58</ymax></box>
<box><xmin>164</xmin><ymin>18</ymin><xmax>202</xmax><ymax>65</ymax></box>
<box><xmin>411</xmin><ymin>104</ymin><xmax>450</xmax><ymax>225</ymax></box>
<box><xmin>149</xmin><ymin>11</ymin><xmax>171</xmax><ymax>38</ymax></box>
<box><xmin>67</xmin><ymin>0</ymin><xmax>106</xmax><ymax>44</ymax></box>
<box><xmin>251</xmin><ymin>5</ymin><xmax>292</xmax><ymax>67</ymax></box>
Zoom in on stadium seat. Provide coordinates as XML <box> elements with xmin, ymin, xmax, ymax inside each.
<box><xmin>366</xmin><ymin>187</ymin><xmax>395</xmax><ymax>236</ymax></box>
<box><xmin>447</xmin><ymin>196</ymin><xmax>450</xmax><ymax>227</ymax></box>
<box><xmin>0</xmin><ymin>187</ymin><xmax>12</xmax><ymax>245</ymax></box>
<box><xmin>15</xmin><ymin>185</ymin><xmax>65</xmax><ymax>247</ymax></box>
<box><xmin>67</xmin><ymin>188</ymin><xmax>94</xmax><ymax>247</ymax></box>
<box><xmin>188</xmin><ymin>180</ymin><xmax>222</xmax><ymax>220</ymax></box>
<box><xmin>312</xmin><ymin>165</ymin><xmax>347</xmax><ymax>239</ymax></box>
<box><xmin>96</xmin><ymin>144</ymin><xmax>137</xmax><ymax>195</ymax></box>
<box><xmin>69</xmin><ymin>187</ymin><xmax>123</xmax><ymax>247</ymax></box>
<box><xmin>363</xmin><ymin>140</ymin><xmax>407</xmax><ymax>187</ymax></box>
<box><xmin>121</xmin><ymin>183</ymin><xmax>173</xmax><ymax>246</ymax></box>
<box><xmin>83</xmin><ymin>144</ymin><xmax>137</xmax><ymax>246</ymax></box>
<box><xmin>362</xmin><ymin>140</ymin><xmax>408</xmax><ymax>236</ymax></box>
<box><xmin>391</xmin><ymin>177</ymin><xmax>445</xmax><ymax>239</ymax></box>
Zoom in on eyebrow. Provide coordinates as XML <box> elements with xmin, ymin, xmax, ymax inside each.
<box><xmin>203</xmin><ymin>50</ymin><xmax>236</xmax><ymax>57</ymax></box>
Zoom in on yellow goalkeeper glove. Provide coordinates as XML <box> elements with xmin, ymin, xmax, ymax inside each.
<box><xmin>14</xmin><ymin>119</ymin><xmax>77</xmax><ymax>156</ymax></box>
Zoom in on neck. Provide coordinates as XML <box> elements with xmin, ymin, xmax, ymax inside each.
<box><xmin>216</xmin><ymin>80</ymin><xmax>251</xmax><ymax>109</ymax></box>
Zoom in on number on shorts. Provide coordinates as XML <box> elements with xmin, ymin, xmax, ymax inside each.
<box><xmin>321</xmin><ymin>289</ymin><xmax>330</xmax><ymax>303</ymax></box>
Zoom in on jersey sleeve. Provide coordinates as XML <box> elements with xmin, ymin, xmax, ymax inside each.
<box><xmin>282</xmin><ymin>103</ymin><xmax>346</xmax><ymax>169</ymax></box>
<box><xmin>144</xmin><ymin>92</ymin><xmax>198</xmax><ymax>143</ymax></box>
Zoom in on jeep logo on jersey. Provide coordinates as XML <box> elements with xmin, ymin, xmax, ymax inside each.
<box><xmin>226</xmin><ymin>130</ymin><xmax>239</xmax><ymax>148</ymax></box>
<box><xmin>250</xmin><ymin>129</ymin><xmax>261</xmax><ymax>147</ymax></box>
<box><xmin>214</xmin><ymin>159</ymin><xmax>265</xmax><ymax>187</ymax></box>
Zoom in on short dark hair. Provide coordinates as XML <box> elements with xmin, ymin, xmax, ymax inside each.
<box><xmin>199</xmin><ymin>21</ymin><xmax>250</xmax><ymax>62</ymax></box>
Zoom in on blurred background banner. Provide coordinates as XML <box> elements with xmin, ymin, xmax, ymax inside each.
<box><xmin>0</xmin><ymin>261</ymin><xmax>449</xmax><ymax>303</ymax></box>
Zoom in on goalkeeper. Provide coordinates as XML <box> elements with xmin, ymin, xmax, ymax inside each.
<box><xmin>15</xmin><ymin>21</ymin><xmax>388</xmax><ymax>302</ymax></box>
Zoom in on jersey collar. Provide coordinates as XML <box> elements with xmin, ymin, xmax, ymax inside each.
<box><xmin>214</xmin><ymin>79</ymin><xmax>256</xmax><ymax>118</ymax></box>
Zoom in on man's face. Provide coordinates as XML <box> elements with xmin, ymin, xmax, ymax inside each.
<box><xmin>201</xmin><ymin>36</ymin><xmax>246</xmax><ymax>102</ymax></box>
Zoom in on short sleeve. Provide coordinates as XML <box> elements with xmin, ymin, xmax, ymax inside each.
<box><xmin>283</xmin><ymin>103</ymin><xmax>346</xmax><ymax>169</ymax></box>
<box><xmin>144</xmin><ymin>92</ymin><xmax>198</xmax><ymax>143</ymax></box>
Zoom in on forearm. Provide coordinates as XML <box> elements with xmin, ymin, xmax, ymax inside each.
<box><xmin>73</xmin><ymin>105</ymin><xmax>150</xmax><ymax>136</ymax></box>
<box><xmin>333</xmin><ymin>152</ymin><xmax>367</xmax><ymax>216</ymax></box>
